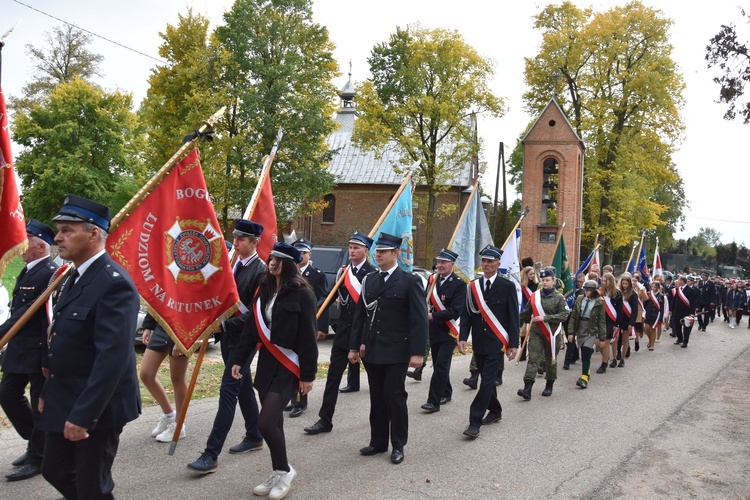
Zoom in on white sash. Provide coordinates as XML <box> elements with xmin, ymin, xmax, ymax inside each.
<box><xmin>343</xmin><ymin>265</ymin><xmax>362</xmax><ymax>303</ymax></box>
<box><xmin>603</xmin><ymin>295</ymin><xmax>618</xmax><ymax>322</ymax></box>
<box><xmin>254</xmin><ymin>298</ymin><xmax>300</xmax><ymax>377</ymax></box>
<box><xmin>429</xmin><ymin>274</ymin><xmax>460</xmax><ymax>339</ymax></box>
<box><xmin>469</xmin><ymin>280</ymin><xmax>509</xmax><ymax>348</ymax></box>
<box><xmin>677</xmin><ymin>286</ymin><xmax>690</xmax><ymax>308</ymax></box>
<box><xmin>530</xmin><ymin>290</ymin><xmax>562</xmax><ymax>362</ymax></box>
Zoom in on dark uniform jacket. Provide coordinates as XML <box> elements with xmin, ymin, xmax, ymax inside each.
<box><xmin>698</xmin><ymin>279</ymin><xmax>715</xmax><ymax>307</ymax></box>
<box><xmin>669</xmin><ymin>284</ymin><xmax>700</xmax><ymax>319</ymax></box>
<box><xmin>222</xmin><ymin>255</ymin><xmax>267</xmax><ymax>347</ymax></box>
<box><xmin>0</xmin><ymin>256</ymin><xmax>58</xmax><ymax>374</ymax></box>
<box><xmin>39</xmin><ymin>253</ymin><xmax>141</xmax><ymax>432</ymax></box>
<box><xmin>350</xmin><ymin>267</ymin><xmax>428</xmax><ymax>364</ymax></box>
<box><xmin>235</xmin><ymin>281</ymin><xmax>319</xmax><ymax>388</ymax></box>
<box><xmin>460</xmin><ymin>275</ymin><xmax>520</xmax><ymax>355</ymax></box>
<box><xmin>301</xmin><ymin>263</ymin><xmax>330</xmax><ymax>334</ymax></box>
<box><xmin>332</xmin><ymin>261</ymin><xmax>375</xmax><ymax>351</ymax></box>
<box><xmin>427</xmin><ymin>272</ymin><xmax>466</xmax><ymax>344</ymax></box>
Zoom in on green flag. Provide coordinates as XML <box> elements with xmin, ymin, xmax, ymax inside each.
<box><xmin>551</xmin><ymin>234</ymin><xmax>574</xmax><ymax>307</ymax></box>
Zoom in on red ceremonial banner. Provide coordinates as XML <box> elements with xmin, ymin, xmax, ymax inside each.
<box><xmin>0</xmin><ymin>86</ymin><xmax>27</xmax><ymax>276</ymax></box>
<box><xmin>253</xmin><ymin>172</ymin><xmax>277</xmax><ymax>262</ymax></box>
<box><xmin>107</xmin><ymin>149</ymin><xmax>240</xmax><ymax>354</ymax></box>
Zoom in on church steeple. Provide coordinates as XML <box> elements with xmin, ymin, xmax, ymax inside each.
<box><xmin>338</xmin><ymin>60</ymin><xmax>356</xmax><ymax>113</ymax></box>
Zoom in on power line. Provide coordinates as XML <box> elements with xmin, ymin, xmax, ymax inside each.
<box><xmin>684</xmin><ymin>215</ymin><xmax>750</xmax><ymax>225</ymax></box>
<box><xmin>11</xmin><ymin>0</ymin><xmax>166</xmax><ymax>64</ymax></box>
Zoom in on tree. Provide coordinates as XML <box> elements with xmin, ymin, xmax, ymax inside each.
<box><xmin>706</xmin><ymin>8</ymin><xmax>750</xmax><ymax>123</ymax></box>
<box><xmin>523</xmin><ymin>1</ymin><xmax>686</xmax><ymax>259</ymax></box>
<box><xmin>13</xmin><ymin>78</ymin><xmax>145</xmax><ymax>223</ymax></box>
<box><xmin>10</xmin><ymin>25</ymin><xmax>103</xmax><ymax>112</ymax></box>
<box><xmin>212</xmin><ymin>0</ymin><xmax>339</xmax><ymax>227</ymax></box>
<box><xmin>353</xmin><ymin>24</ymin><xmax>505</xmax><ymax>261</ymax></box>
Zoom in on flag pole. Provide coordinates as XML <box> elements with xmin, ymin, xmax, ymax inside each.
<box><xmin>651</xmin><ymin>236</ymin><xmax>659</xmax><ymax>280</ymax></box>
<box><xmin>548</xmin><ymin>221</ymin><xmax>567</xmax><ymax>266</ymax></box>
<box><xmin>0</xmin><ymin>108</ymin><xmax>226</xmax><ymax>356</ymax></box>
<box><xmin>316</xmin><ymin>172</ymin><xmax>413</xmax><ymax>319</ymax></box>
<box><xmin>500</xmin><ymin>206</ymin><xmax>530</xmax><ymax>251</ymax></box>
<box><xmin>624</xmin><ymin>238</ymin><xmax>640</xmax><ymax>275</ymax></box>
<box><xmin>168</xmin><ymin>336</ymin><xmax>209</xmax><ymax>455</ymax></box>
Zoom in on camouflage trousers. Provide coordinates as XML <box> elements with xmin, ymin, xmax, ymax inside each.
<box><xmin>523</xmin><ymin>330</ymin><xmax>561</xmax><ymax>382</ymax></box>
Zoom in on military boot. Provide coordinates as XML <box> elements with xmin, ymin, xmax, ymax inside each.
<box><xmin>517</xmin><ymin>379</ymin><xmax>533</xmax><ymax>400</ymax></box>
<box><xmin>541</xmin><ymin>379</ymin><xmax>554</xmax><ymax>397</ymax></box>
<box><xmin>495</xmin><ymin>368</ymin><xmax>503</xmax><ymax>386</ymax></box>
<box><xmin>462</xmin><ymin>371</ymin><xmax>479</xmax><ymax>390</ymax></box>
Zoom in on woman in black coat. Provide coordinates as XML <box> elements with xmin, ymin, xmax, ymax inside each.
<box><xmin>232</xmin><ymin>242</ymin><xmax>318</xmax><ymax>499</ymax></box>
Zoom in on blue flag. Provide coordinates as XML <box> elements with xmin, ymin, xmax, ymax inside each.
<box><xmin>574</xmin><ymin>247</ymin><xmax>596</xmax><ymax>286</ymax></box>
<box><xmin>450</xmin><ymin>187</ymin><xmax>493</xmax><ymax>281</ymax></box>
<box><xmin>637</xmin><ymin>243</ymin><xmax>650</xmax><ymax>285</ymax></box>
<box><xmin>370</xmin><ymin>181</ymin><xmax>414</xmax><ymax>272</ymax></box>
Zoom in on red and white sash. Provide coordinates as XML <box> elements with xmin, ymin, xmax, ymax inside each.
<box><xmin>254</xmin><ymin>297</ymin><xmax>300</xmax><ymax>378</ymax></box>
<box><xmin>649</xmin><ymin>291</ymin><xmax>661</xmax><ymax>311</ymax></box>
<box><xmin>343</xmin><ymin>265</ymin><xmax>362</xmax><ymax>304</ymax></box>
<box><xmin>522</xmin><ymin>286</ymin><xmax>534</xmax><ymax>303</ymax></box>
<box><xmin>530</xmin><ymin>290</ymin><xmax>562</xmax><ymax>361</ymax></box>
<box><xmin>623</xmin><ymin>300</ymin><xmax>633</xmax><ymax>318</ymax></box>
<box><xmin>469</xmin><ymin>280</ymin><xmax>509</xmax><ymax>348</ymax></box>
<box><xmin>677</xmin><ymin>286</ymin><xmax>690</xmax><ymax>308</ymax></box>
<box><xmin>603</xmin><ymin>295</ymin><xmax>618</xmax><ymax>322</ymax></box>
<box><xmin>428</xmin><ymin>274</ymin><xmax>460</xmax><ymax>339</ymax></box>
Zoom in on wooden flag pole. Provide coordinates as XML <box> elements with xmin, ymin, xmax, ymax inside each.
<box><xmin>316</xmin><ymin>173</ymin><xmax>413</xmax><ymax>320</ymax></box>
<box><xmin>0</xmin><ymin>108</ymin><xmax>226</xmax><ymax>351</ymax></box>
<box><xmin>548</xmin><ymin>221</ymin><xmax>567</xmax><ymax>267</ymax></box>
<box><xmin>168</xmin><ymin>335</ymin><xmax>209</xmax><ymax>456</ymax></box>
<box><xmin>500</xmin><ymin>206</ymin><xmax>530</xmax><ymax>251</ymax></box>
<box><xmin>624</xmin><ymin>238</ymin><xmax>640</xmax><ymax>275</ymax></box>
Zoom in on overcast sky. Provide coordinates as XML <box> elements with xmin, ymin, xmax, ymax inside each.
<box><xmin>2</xmin><ymin>0</ymin><xmax>749</xmax><ymax>247</ymax></box>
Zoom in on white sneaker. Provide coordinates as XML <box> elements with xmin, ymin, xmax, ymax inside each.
<box><xmin>155</xmin><ymin>421</ymin><xmax>186</xmax><ymax>442</ymax></box>
<box><xmin>253</xmin><ymin>470</ymin><xmax>285</xmax><ymax>497</ymax></box>
<box><xmin>269</xmin><ymin>465</ymin><xmax>295</xmax><ymax>500</ymax></box>
<box><xmin>151</xmin><ymin>413</ymin><xmax>175</xmax><ymax>437</ymax></box>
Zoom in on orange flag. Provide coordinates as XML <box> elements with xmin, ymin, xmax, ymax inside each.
<box><xmin>0</xmin><ymin>85</ymin><xmax>27</xmax><ymax>276</ymax></box>
<box><xmin>107</xmin><ymin>149</ymin><xmax>240</xmax><ymax>354</ymax></box>
<box><xmin>253</xmin><ymin>172</ymin><xmax>277</xmax><ymax>262</ymax></box>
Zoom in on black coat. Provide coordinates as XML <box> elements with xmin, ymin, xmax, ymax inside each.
<box><xmin>0</xmin><ymin>256</ymin><xmax>58</xmax><ymax>374</ymax></box>
<box><xmin>235</xmin><ymin>280</ymin><xmax>319</xmax><ymax>388</ymax></box>
<box><xmin>669</xmin><ymin>285</ymin><xmax>700</xmax><ymax>319</ymax></box>
<box><xmin>222</xmin><ymin>255</ymin><xmax>267</xmax><ymax>347</ymax></box>
<box><xmin>350</xmin><ymin>267</ymin><xmax>428</xmax><ymax>364</ymax></box>
<box><xmin>331</xmin><ymin>260</ymin><xmax>376</xmax><ymax>351</ymax></box>
<box><xmin>698</xmin><ymin>279</ymin><xmax>715</xmax><ymax>307</ymax></box>
<box><xmin>460</xmin><ymin>275</ymin><xmax>520</xmax><ymax>355</ymax></box>
<box><xmin>39</xmin><ymin>253</ymin><xmax>141</xmax><ymax>432</ymax></box>
<box><xmin>427</xmin><ymin>272</ymin><xmax>466</xmax><ymax>344</ymax></box>
<box><xmin>301</xmin><ymin>263</ymin><xmax>330</xmax><ymax>333</ymax></box>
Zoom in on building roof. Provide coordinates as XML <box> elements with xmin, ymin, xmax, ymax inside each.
<box><xmin>521</xmin><ymin>97</ymin><xmax>585</xmax><ymax>147</ymax></box>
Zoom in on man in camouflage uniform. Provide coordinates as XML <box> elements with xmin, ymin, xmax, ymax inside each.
<box><xmin>517</xmin><ymin>268</ymin><xmax>569</xmax><ymax>399</ymax></box>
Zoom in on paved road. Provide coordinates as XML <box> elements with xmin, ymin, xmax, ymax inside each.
<box><xmin>2</xmin><ymin>318</ymin><xmax>749</xmax><ymax>499</ymax></box>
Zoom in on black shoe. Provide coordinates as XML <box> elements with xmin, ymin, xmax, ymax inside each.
<box><xmin>563</xmin><ymin>363</ymin><xmax>570</xmax><ymax>370</ymax></box>
<box><xmin>11</xmin><ymin>452</ymin><xmax>28</xmax><ymax>467</ymax></box>
<box><xmin>289</xmin><ymin>406</ymin><xmax>306</xmax><ymax>418</ymax></box>
<box><xmin>360</xmin><ymin>445</ymin><xmax>387</xmax><ymax>456</ymax></box>
<box><xmin>609</xmin><ymin>359</ymin><xmax>617</xmax><ymax>368</ymax></box>
<box><xmin>229</xmin><ymin>438</ymin><xmax>263</xmax><ymax>454</ymax></box>
<box><xmin>617</xmin><ymin>352</ymin><xmax>622</xmax><ymax>360</ymax></box>
<box><xmin>674</xmin><ymin>340</ymin><xmax>682</xmax><ymax>345</ymax></box>
<box><xmin>406</xmin><ymin>366</ymin><xmax>423</xmax><ymax>381</ymax></box>
<box><xmin>284</xmin><ymin>403</ymin><xmax>294</xmax><ymax>411</ymax></box>
<box><xmin>339</xmin><ymin>385</ymin><xmax>359</xmax><ymax>393</ymax></box>
<box><xmin>596</xmin><ymin>363</ymin><xmax>607</xmax><ymax>374</ymax></box>
<box><xmin>481</xmin><ymin>412</ymin><xmax>502</xmax><ymax>424</ymax></box>
<box><xmin>187</xmin><ymin>453</ymin><xmax>218</xmax><ymax>474</ymax></box>
<box><xmin>5</xmin><ymin>463</ymin><xmax>41</xmax><ymax>481</ymax></box>
<box><xmin>541</xmin><ymin>380</ymin><xmax>554</xmax><ymax>397</ymax></box>
<box><xmin>618</xmin><ymin>359</ymin><xmax>625</xmax><ymax>367</ymax></box>
<box><xmin>439</xmin><ymin>396</ymin><xmax>452</xmax><ymax>405</ymax></box>
<box><xmin>634</xmin><ymin>342</ymin><xmax>640</xmax><ymax>352</ymax></box>
<box><xmin>420</xmin><ymin>402</ymin><xmax>440</xmax><ymax>413</ymax></box>
<box><xmin>390</xmin><ymin>449</ymin><xmax>404</xmax><ymax>464</ymax></box>
<box><xmin>463</xmin><ymin>425</ymin><xmax>480</xmax><ymax>439</ymax></box>
<box><xmin>625</xmin><ymin>347</ymin><xmax>631</xmax><ymax>358</ymax></box>
<box><xmin>576</xmin><ymin>377</ymin><xmax>588</xmax><ymax>389</ymax></box>
<box><xmin>463</xmin><ymin>372</ymin><xmax>478</xmax><ymax>390</ymax></box>
<box><xmin>681</xmin><ymin>343</ymin><xmax>688</xmax><ymax>348</ymax></box>
<box><xmin>304</xmin><ymin>421</ymin><xmax>333</xmax><ymax>435</ymax></box>
<box><xmin>494</xmin><ymin>378</ymin><xmax>502</xmax><ymax>386</ymax></box>
<box><xmin>517</xmin><ymin>380</ymin><xmax>533</xmax><ymax>400</ymax></box>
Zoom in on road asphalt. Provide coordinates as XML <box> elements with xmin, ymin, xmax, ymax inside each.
<box><xmin>2</xmin><ymin>317</ymin><xmax>749</xmax><ymax>499</ymax></box>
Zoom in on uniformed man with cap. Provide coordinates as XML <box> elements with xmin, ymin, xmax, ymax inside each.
<box><xmin>669</xmin><ymin>275</ymin><xmax>699</xmax><ymax>347</ymax></box>
<box><xmin>697</xmin><ymin>271</ymin><xmax>715</xmax><ymax>331</ymax></box>
<box><xmin>349</xmin><ymin>232</ymin><xmax>428</xmax><ymax>464</ymax></box>
<box><xmin>517</xmin><ymin>267</ymin><xmax>569</xmax><ymax>400</ymax></box>
<box><xmin>304</xmin><ymin>231</ymin><xmax>375</xmax><ymax>435</ymax></box>
<box><xmin>0</xmin><ymin>220</ymin><xmax>58</xmax><ymax>481</ymax></box>
<box><xmin>39</xmin><ymin>195</ymin><xmax>140</xmax><ymax>499</ymax></box>
<box><xmin>187</xmin><ymin>219</ymin><xmax>266</xmax><ymax>473</ymax></box>
<box><xmin>420</xmin><ymin>248</ymin><xmax>466</xmax><ymax>413</ymax></box>
<box><xmin>287</xmin><ymin>237</ymin><xmax>330</xmax><ymax>418</ymax></box>
<box><xmin>458</xmin><ymin>245</ymin><xmax>519</xmax><ymax>439</ymax></box>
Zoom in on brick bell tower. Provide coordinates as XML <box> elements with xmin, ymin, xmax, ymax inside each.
<box><xmin>519</xmin><ymin>99</ymin><xmax>585</xmax><ymax>268</ymax></box>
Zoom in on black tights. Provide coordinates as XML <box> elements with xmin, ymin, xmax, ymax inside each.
<box><xmin>258</xmin><ymin>391</ymin><xmax>289</xmax><ymax>472</ymax></box>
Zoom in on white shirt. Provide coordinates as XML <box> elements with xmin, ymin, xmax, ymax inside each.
<box><xmin>74</xmin><ymin>249</ymin><xmax>107</xmax><ymax>283</ymax></box>
<box><xmin>380</xmin><ymin>264</ymin><xmax>398</xmax><ymax>282</ymax></box>
<box><xmin>25</xmin><ymin>255</ymin><xmax>49</xmax><ymax>272</ymax></box>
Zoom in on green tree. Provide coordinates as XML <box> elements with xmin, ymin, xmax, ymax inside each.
<box><xmin>13</xmin><ymin>78</ymin><xmax>145</xmax><ymax>223</ymax></box>
<box><xmin>706</xmin><ymin>8</ymin><xmax>750</xmax><ymax>123</ymax></box>
<box><xmin>10</xmin><ymin>25</ymin><xmax>103</xmax><ymax>112</ymax></box>
<box><xmin>523</xmin><ymin>1</ymin><xmax>686</xmax><ymax>258</ymax></box>
<box><xmin>213</xmin><ymin>0</ymin><xmax>339</xmax><ymax>227</ymax></box>
<box><xmin>353</xmin><ymin>24</ymin><xmax>505</xmax><ymax>261</ymax></box>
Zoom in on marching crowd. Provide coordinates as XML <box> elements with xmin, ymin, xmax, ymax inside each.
<box><xmin>1</xmin><ymin>198</ymin><xmax>749</xmax><ymax>499</ymax></box>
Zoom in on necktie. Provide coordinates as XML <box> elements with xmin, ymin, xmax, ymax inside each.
<box><xmin>380</xmin><ymin>271</ymin><xmax>389</xmax><ymax>281</ymax></box>
<box><xmin>69</xmin><ymin>269</ymin><xmax>80</xmax><ymax>286</ymax></box>
<box><xmin>485</xmin><ymin>279</ymin><xmax>491</xmax><ymax>294</ymax></box>
<box><xmin>17</xmin><ymin>266</ymin><xmax>27</xmax><ymax>282</ymax></box>
<box><xmin>234</xmin><ymin>262</ymin><xmax>242</xmax><ymax>278</ymax></box>
<box><xmin>582</xmin><ymin>299</ymin><xmax>590</xmax><ymax>316</ymax></box>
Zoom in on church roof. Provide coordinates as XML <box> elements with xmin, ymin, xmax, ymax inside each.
<box><xmin>521</xmin><ymin>97</ymin><xmax>585</xmax><ymax>147</ymax></box>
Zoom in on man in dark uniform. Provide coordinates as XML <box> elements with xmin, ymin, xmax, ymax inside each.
<box><xmin>669</xmin><ymin>275</ymin><xmax>699</xmax><ymax>348</ymax></box>
<box><xmin>458</xmin><ymin>245</ymin><xmax>519</xmax><ymax>438</ymax></box>
<box><xmin>0</xmin><ymin>220</ymin><xmax>58</xmax><ymax>481</ymax></box>
<box><xmin>304</xmin><ymin>231</ymin><xmax>375</xmax><ymax>435</ymax></box>
<box><xmin>286</xmin><ymin>237</ymin><xmax>330</xmax><ymax>418</ymax></box>
<box><xmin>39</xmin><ymin>195</ymin><xmax>141</xmax><ymax>499</ymax></box>
<box><xmin>420</xmin><ymin>248</ymin><xmax>465</xmax><ymax>413</ymax></box>
<box><xmin>696</xmin><ymin>271</ymin><xmax>715</xmax><ymax>331</ymax></box>
<box><xmin>187</xmin><ymin>220</ymin><xmax>266</xmax><ymax>473</ymax></box>
<box><xmin>349</xmin><ymin>233</ymin><xmax>428</xmax><ymax>464</ymax></box>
